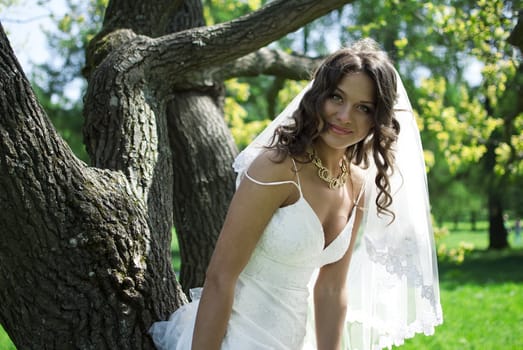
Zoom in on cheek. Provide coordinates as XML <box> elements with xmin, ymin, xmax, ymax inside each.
<box><xmin>358</xmin><ymin>117</ymin><xmax>374</xmax><ymax>134</ymax></box>
<box><xmin>322</xmin><ymin>99</ymin><xmax>338</xmax><ymax>116</ymax></box>
<box><xmin>367</xmin><ymin>119</ymin><xmax>375</xmax><ymax>132</ymax></box>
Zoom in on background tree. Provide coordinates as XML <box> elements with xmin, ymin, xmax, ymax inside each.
<box><xmin>346</xmin><ymin>0</ymin><xmax>522</xmax><ymax>248</ymax></box>
<box><xmin>0</xmin><ymin>0</ymin><xmax>352</xmax><ymax>348</ymax></box>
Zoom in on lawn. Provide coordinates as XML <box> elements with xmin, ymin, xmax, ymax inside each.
<box><xmin>400</xmin><ymin>222</ymin><xmax>523</xmax><ymax>349</ymax></box>
<box><xmin>400</xmin><ymin>249</ymin><xmax>523</xmax><ymax>350</ymax></box>
<box><xmin>1</xmin><ymin>225</ymin><xmax>522</xmax><ymax>349</ymax></box>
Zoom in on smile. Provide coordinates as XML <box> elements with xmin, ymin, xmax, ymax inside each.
<box><xmin>329</xmin><ymin>123</ymin><xmax>352</xmax><ymax>135</ymax></box>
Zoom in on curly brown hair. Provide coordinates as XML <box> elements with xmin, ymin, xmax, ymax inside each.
<box><xmin>269</xmin><ymin>39</ymin><xmax>400</xmax><ymax>219</ymax></box>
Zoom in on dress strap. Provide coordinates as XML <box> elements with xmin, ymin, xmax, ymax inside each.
<box><xmin>290</xmin><ymin>158</ymin><xmax>303</xmax><ymax>194</ymax></box>
<box><xmin>354</xmin><ymin>178</ymin><xmax>366</xmax><ymax>206</ymax></box>
<box><xmin>244</xmin><ymin>171</ymin><xmax>301</xmax><ymax>192</ymax></box>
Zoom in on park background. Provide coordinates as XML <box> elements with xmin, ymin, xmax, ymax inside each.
<box><xmin>1</xmin><ymin>0</ymin><xmax>522</xmax><ymax>349</ymax></box>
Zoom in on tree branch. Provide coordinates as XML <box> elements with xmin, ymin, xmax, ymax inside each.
<box><xmin>214</xmin><ymin>47</ymin><xmax>323</xmax><ymax>81</ymax></box>
<box><xmin>146</xmin><ymin>0</ymin><xmax>353</xmax><ymax>86</ymax></box>
<box><xmin>85</xmin><ymin>0</ymin><xmax>204</xmax><ymax>79</ymax></box>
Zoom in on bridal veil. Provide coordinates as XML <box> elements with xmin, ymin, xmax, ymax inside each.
<box><xmin>233</xmin><ymin>70</ymin><xmax>443</xmax><ymax>349</ymax></box>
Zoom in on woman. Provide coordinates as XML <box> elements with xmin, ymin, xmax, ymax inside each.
<box><xmin>150</xmin><ymin>39</ymin><xmax>442</xmax><ymax>350</ymax></box>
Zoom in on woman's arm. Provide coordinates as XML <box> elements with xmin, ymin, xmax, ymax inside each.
<box><xmin>314</xmin><ymin>178</ymin><xmax>365</xmax><ymax>350</ymax></box>
<box><xmin>191</xmin><ymin>153</ymin><xmax>297</xmax><ymax>350</ymax></box>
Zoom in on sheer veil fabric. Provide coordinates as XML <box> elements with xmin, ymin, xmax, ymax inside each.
<box><xmin>233</xmin><ymin>71</ymin><xmax>443</xmax><ymax>350</ymax></box>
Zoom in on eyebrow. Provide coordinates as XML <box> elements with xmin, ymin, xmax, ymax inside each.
<box><xmin>335</xmin><ymin>88</ymin><xmax>376</xmax><ymax>105</ymax></box>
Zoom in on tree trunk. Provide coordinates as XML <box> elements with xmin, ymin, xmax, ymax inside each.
<box><xmin>470</xmin><ymin>211</ymin><xmax>477</xmax><ymax>231</ymax></box>
<box><xmin>0</xmin><ymin>0</ymin><xmax>353</xmax><ymax>347</ymax></box>
<box><xmin>0</xmin><ymin>24</ymin><xmax>184</xmax><ymax>349</ymax></box>
<box><xmin>507</xmin><ymin>9</ymin><xmax>523</xmax><ymax>52</ymax></box>
<box><xmin>487</xmin><ymin>192</ymin><xmax>509</xmax><ymax>249</ymax></box>
<box><xmin>485</xmin><ymin>15</ymin><xmax>523</xmax><ymax>250</ymax></box>
<box><xmin>168</xmin><ymin>90</ymin><xmax>237</xmax><ymax>292</ymax></box>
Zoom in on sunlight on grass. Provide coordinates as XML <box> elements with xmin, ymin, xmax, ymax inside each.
<box><xmin>401</xmin><ymin>250</ymin><xmax>523</xmax><ymax>350</ymax></box>
<box><xmin>171</xmin><ymin>228</ymin><xmax>181</xmax><ymax>273</ymax></box>
<box><xmin>0</xmin><ymin>324</ymin><xmax>15</xmax><ymax>350</ymax></box>
<box><xmin>402</xmin><ymin>283</ymin><xmax>523</xmax><ymax>349</ymax></box>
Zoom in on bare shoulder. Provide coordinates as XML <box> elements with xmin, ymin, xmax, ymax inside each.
<box><xmin>246</xmin><ymin>149</ymin><xmax>297</xmax><ymax>183</ymax></box>
<box><xmin>349</xmin><ymin>164</ymin><xmax>367</xmax><ymax>193</ymax></box>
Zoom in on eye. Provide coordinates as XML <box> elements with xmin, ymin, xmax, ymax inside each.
<box><xmin>357</xmin><ymin>104</ymin><xmax>373</xmax><ymax>114</ymax></box>
<box><xmin>330</xmin><ymin>93</ymin><xmax>343</xmax><ymax>104</ymax></box>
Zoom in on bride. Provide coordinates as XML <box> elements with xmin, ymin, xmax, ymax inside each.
<box><xmin>149</xmin><ymin>38</ymin><xmax>443</xmax><ymax>350</ymax></box>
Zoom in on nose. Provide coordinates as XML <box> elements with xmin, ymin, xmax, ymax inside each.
<box><xmin>336</xmin><ymin>103</ymin><xmax>352</xmax><ymax>124</ymax></box>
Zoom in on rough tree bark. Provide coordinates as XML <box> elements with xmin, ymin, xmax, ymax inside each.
<box><xmin>0</xmin><ymin>0</ymin><xmax>353</xmax><ymax>348</ymax></box>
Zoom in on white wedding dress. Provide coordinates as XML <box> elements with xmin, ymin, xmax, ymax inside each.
<box><xmin>149</xmin><ymin>168</ymin><xmax>363</xmax><ymax>349</ymax></box>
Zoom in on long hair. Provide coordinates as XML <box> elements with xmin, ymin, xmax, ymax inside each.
<box><xmin>270</xmin><ymin>38</ymin><xmax>400</xmax><ymax>218</ymax></box>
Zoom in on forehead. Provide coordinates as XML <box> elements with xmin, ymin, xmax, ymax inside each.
<box><xmin>336</xmin><ymin>72</ymin><xmax>376</xmax><ymax>102</ymax></box>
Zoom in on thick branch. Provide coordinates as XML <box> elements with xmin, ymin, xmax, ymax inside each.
<box><xmin>214</xmin><ymin>48</ymin><xmax>323</xmax><ymax>81</ymax></box>
<box><xmin>85</xmin><ymin>0</ymin><xmax>204</xmax><ymax>79</ymax></box>
<box><xmin>146</xmin><ymin>0</ymin><xmax>353</xmax><ymax>86</ymax></box>
<box><xmin>83</xmin><ymin>32</ymin><xmax>163</xmax><ymax>200</ymax></box>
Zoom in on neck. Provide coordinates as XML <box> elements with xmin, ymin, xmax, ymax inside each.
<box><xmin>311</xmin><ymin>141</ymin><xmax>346</xmax><ymax>173</ymax></box>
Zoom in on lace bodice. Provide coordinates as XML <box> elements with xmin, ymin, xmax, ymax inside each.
<box><xmin>242</xmin><ymin>191</ymin><xmax>355</xmax><ymax>287</ymax></box>
<box><xmin>227</xmin><ymin>170</ymin><xmax>358</xmax><ymax>349</ymax></box>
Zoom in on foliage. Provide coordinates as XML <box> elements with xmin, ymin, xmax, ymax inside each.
<box><xmin>224</xmin><ymin>78</ymin><xmax>310</xmax><ymax>149</ymax></box>
<box><xmin>0</xmin><ymin>0</ymin><xmax>20</xmax><ymax>10</ymax></box>
<box><xmin>31</xmin><ymin>82</ymin><xmax>89</xmax><ymax>162</ymax></box>
<box><xmin>203</xmin><ymin>0</ymin><xmax>266</xmax><ymax>24</ymax></box>
<box><xmin>437</xmin><ymin>237</ymin><xmax>476</xmax><ymax>265</ymax></box>
<box><xmin>32</xmin><ymin>0</ymin><xmax>106</xmax><ymax>102</ymax></box>
<box><xmin>28</xmin><ymin>0</ymin><xmax>106</xmax><ymax>162</ymax></box>
<box><xmin>417</xmin><ymin>77</ymin><xmax>499</xmax><ymax>173</ymax></box>
<box><xmin>434</xmin><ymin>218</ymin><xmax>477</xmax><ymax>264</ymax></box>
<box><xmin>224</xmin><ymin>78</ymin><xmax>268</xmax><ymax>149</ymax></box>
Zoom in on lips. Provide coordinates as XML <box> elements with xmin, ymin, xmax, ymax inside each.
<box><xmin>328</xmin><ymin>123</ymin><xmax>352</xmax><ymax>135</ymax></box>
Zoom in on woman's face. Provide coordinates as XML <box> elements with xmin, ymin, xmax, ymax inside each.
<box><xmin>318</xmin><ymin>72</ymin><xmax>376</xmax><ymax>151</ymax></box>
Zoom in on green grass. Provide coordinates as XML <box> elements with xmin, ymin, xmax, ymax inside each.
<box><xmin>400</xmin><ymin>249</ymin><xmax>523</xmax><ymax>350</ymax></box>
<box><xmin>0</xmin><ymin>324</ymin><xmax>15</xmax><ymax>350</ymax></box>
<box><xmin>2</xmin><ymin>225</ymin><xmax>522</xmax><ymax>349</ymax></box>
<box><xmin>439</xmin><ymin>220</ymin><xmax>523</xmax><ymax>250</ymax></box>
<box><xmin>171</xmin><ymin>229</ymin><xmax>181</xmax><ymax>273</ymax></box>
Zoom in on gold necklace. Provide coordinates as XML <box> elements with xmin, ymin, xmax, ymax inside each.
<box><xmin>307</xmin><ymin>148</ymin><xmax>349</xmax><ymax>189</ymax></box>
